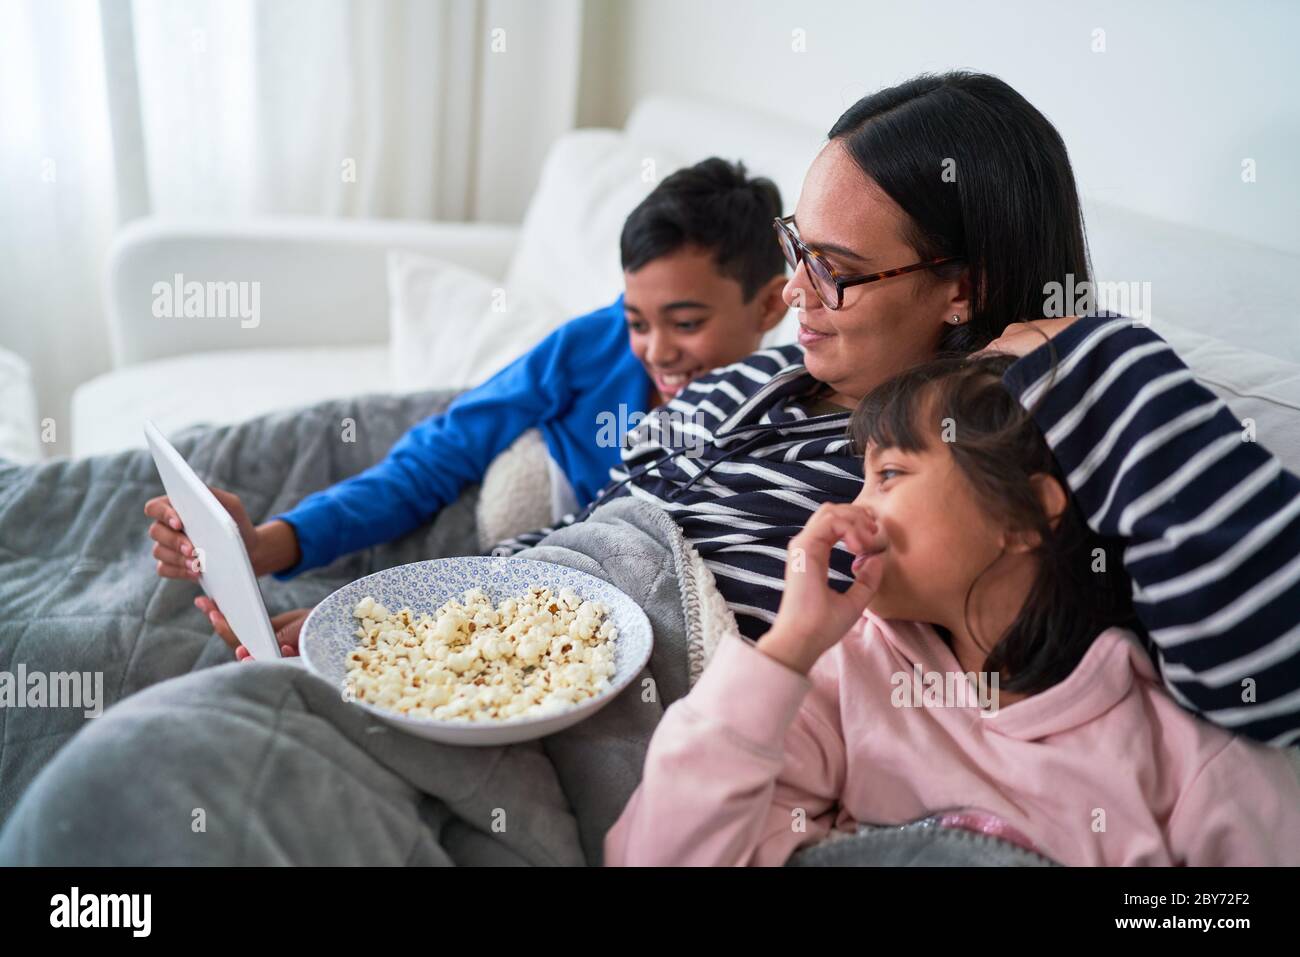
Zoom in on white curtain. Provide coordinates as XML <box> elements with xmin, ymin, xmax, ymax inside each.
<box><xmin>0</xmin><ymin>0</ymin><xmax>585</xmax><ymax>458</ymax></box>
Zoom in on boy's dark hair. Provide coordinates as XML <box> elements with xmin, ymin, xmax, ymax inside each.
<box><xmin>829</xmin><ymin>72</ymin><xmax>1091</xmax><ymax>354</ymax></box>
<box><xmin>620</xmin><ymin>157</ymin><xmax>786</xmax><ymax>301</ymax></box>
<box><xmin>849</xmin><ymin>352</ymin><xmax>1138</xmax><ymax>695</ymax></box>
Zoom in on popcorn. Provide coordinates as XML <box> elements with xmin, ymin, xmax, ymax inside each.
<box><xmin>344</xmin><ymin>586</ymin><xmax>618</xmax><ymax>722</ymax></box>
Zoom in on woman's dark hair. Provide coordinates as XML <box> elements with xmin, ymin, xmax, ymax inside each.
<box><xmin>620</xmin><ymin>157</ymin><xmax>785</xmax><ymax>301</ymax></box>
<box><xmin>829</xmin><ymin>72</ymin><xmax>1090</xmax><ymax>353</ymax></box>
<box><xmin>849</xmin><ymin>353</ymin><xmax>1136</xmax><ymax>694</ymax></box>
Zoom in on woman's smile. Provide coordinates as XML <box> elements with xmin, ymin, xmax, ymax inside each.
<box><xmin>797</xmin><ymin>319</ymin><xmax>836</xmax><ymax>347</ymax></box>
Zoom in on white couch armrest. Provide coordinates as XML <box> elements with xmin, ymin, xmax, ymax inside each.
<box><xmin>105</xmin><ymin>217</ymin><xmax>519</xmax><ymax>367</ymax></box>
<box><xmin>0</xmin><ymin>346</ymin><xmax>41</xmax><ymax>463</ymax></box>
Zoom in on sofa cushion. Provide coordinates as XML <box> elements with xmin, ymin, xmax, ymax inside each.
<box><xmin>1150</xmin><ymin>317</ymin><xmax>1300</xmax><ymax>475</ymax></box>
<box><xmin>504</xmin><ymin>129</ymin><xmax>687</xmax><ymax>319</ymax></box>
<box><xmin>1089</xmin><ymin>203</ymin><xmax>1300</xmax><ymax>365</ymax></box>
<box><xmin>70</xmin><ymin>345</ymin><xmax>389</xmax><ymax>458</ymax></box>
<box><xmin>476</xmin><ymin>428</ymin><xmax>555</xmax><ymax>552</ymax></box>
<box><xmin>386</xmin><ymin>250</ymin><xmax>564</xmax><ymax>392</ymax></box>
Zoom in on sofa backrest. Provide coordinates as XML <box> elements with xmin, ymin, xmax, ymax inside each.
<box><xmin>620</xmin><ymin>95</ymin><xmax>1300</xmax><ymax>360</ymax></box>
<box><xmin>624</xmin><ymin>94</ymin><xmax>825</xmax><ymax>218</ymax></box>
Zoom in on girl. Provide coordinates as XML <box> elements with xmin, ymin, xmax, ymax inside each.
<box><xmin>606</xmin><ymin>352</ymin><xmax>1300</xmax><ymax>866</ymax></box>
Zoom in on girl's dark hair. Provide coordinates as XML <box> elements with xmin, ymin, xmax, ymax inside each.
<box><xmin>620</xmin><ymin>157</ymin><xmax>785</xmax><ymax>301</ymax></box>
<box><xmin>829</xmin><ymin>72</ymin><xmax>1090</xmax><ymax>353</ymax></box>
<box><xmin>849</xmin><ymin>353</ymin><xmax>1137</xmax><ymax>694</ymax></box>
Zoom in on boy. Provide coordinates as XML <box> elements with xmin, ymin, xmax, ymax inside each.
<box><xmin>146</xmin><ymin>158</ymin><xmax>789</xmax><ymax>653</ymax></box>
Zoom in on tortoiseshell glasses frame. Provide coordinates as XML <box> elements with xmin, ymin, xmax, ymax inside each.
<box><xmin>773</xmin><ymin>214</ymin><xmax>963</xmax><ymax>311</ymax></box>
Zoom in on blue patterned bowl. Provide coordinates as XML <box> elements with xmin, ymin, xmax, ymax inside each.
<box><xmin>299</xmin><ymin>556</ymin><xmax>654</xmax><ymax>746</ymax></box>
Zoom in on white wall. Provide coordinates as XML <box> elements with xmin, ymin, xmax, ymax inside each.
<box><xmin>588</xmin><ymin>0</ymin><xmax>1300</xmax><ymax>256</ymax></box>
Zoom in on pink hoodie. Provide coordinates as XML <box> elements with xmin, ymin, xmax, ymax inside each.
<box><xmin>605</xmin><ymin>613</ymin><xmax>1300</xmax><ymax>866</ymax></box>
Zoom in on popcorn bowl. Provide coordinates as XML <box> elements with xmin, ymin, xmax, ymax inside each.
<box><xmin>299</xmin><ymin>556</ymin><xmax>655</xmax><ymax>746</ymax></box>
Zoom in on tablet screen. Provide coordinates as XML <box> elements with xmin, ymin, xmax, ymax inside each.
<box><xmin>144</xmin><ymin>420</ymin><xmax>281</xmax><ymax>660</ymax></box>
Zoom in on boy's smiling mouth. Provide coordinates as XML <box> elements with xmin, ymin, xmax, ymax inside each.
<box><xmin>653</xmin><ymin>368</ymin><xmax>702</xmax><ymax>395</ymax></box>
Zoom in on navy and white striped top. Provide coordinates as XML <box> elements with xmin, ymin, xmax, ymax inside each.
<box><xmin>493</xmin><ymin>345</ymin><xmax>863</xmax><ymax>638</ymax></box>
<box><xmin>1004</xmin><ymin>316</ymin><xmax>1300</xmax><ymax>747</ymax></box>
<box><xmin>497</xmin><ymin>320</ymin><xmax>1300</xmax><ymax>746</ymax></box>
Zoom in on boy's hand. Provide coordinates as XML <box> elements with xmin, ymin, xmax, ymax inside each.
<box><xmin>757</xmin><ymin>503</ymin><xmax>886</xmax><ymax>675</ymax></box>
<box><xmin>196</xmin><ymin>596</ymin><xmax>310</xmax><ymax>660</ymax></box>
<box><xmin>145</xmin><ymin>487</ymin><xmax>262</xmax><ymax>579</ymax></box>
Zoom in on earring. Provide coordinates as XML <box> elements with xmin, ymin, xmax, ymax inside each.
<box><xmin>947</xmin><ymin>314</ymin><xmax>962</xmax><ymax>325</ymax></box>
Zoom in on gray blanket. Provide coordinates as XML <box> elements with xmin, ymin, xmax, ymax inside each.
<box><xmin>0</xmin><ymin>497</ymin><xmax>696</xmax><ymax>865</ymax></box>
<box><xmin>0</xmin><ymin>391</ymin><xmax>1050</xmax><ymax>866</ymax></box>
<box><xmin>0</xmin><ymin>389</ymin><xmax>482</xmax><ymax>825</ymax></box>
<box><xmin>0</xmin><ymin>387</ymin><xmax>701</xmax><ymax>865</ymax></box>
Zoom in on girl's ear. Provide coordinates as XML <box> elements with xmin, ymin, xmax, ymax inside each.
<box><xmin>1031</xmin><ymin>473</ymin><xmax>1069</xmax><ymax>530</ymax></box>
<box><xmin>1004</xmin><ymin>473</ymin><xmax>1069</xmax><ymax>553</ymax></box>
<box><xmin>757</xmin><ymin>275</ymin><xmax>790</xmax><ymax>332</ymax></box>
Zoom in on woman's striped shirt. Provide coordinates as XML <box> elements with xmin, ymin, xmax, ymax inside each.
<box><xmin>492</xmin><ymin>345</ymin><xmax>864</xmax><ymax>640</ymax></box>
<box><xmin>1004</xmin><ymin>316</ymin><xmax>1300</xmax><ymax>747</ymax></box>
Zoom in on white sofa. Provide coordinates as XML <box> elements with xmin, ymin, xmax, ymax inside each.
<box><xmin>71</xmin><ymin>95</ymin><xmax>1300</xmax><ymax>475</ymax></box>
<box><xmin>71</xmin><ymin>218</ymin><xmax>519</xmax><ymax>458</ymax></box>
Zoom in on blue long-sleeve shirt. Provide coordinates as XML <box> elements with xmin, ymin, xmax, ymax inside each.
<box><xmin>270</xmin><ymin>298</ymin><xmax>649</xmax><ymax>581</ymax></box>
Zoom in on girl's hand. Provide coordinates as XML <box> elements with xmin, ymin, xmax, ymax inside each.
<box><xmin>979</xmin><ymin>317</ymin><xmax>1080</xmax><ymax>358</ymax></box>
<box><xmin>145</xmin><ymin>487</ymin><xmax>262</xmax><ymax>580</ymax></box>
<box><xmin>195</xmin><ymin>596</ymin><xmax>310</xmax><ymax>660</ymax></box>
<box><xmin>757</xmin><ymin>503</ymin><xmax>886</xmax><ymax>675</ymax></box>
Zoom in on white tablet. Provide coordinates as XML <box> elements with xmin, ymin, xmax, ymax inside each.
<box><xmin>144</xmin><ymin>420</ymin><xmax>282</xmax><ymax>660</ymax></box>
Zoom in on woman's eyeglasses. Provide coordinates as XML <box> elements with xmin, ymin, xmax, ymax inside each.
<box><xmin>773</xmin><ymin>214</ymin><xmax>963</xmax><ymax>311</ymax></box>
